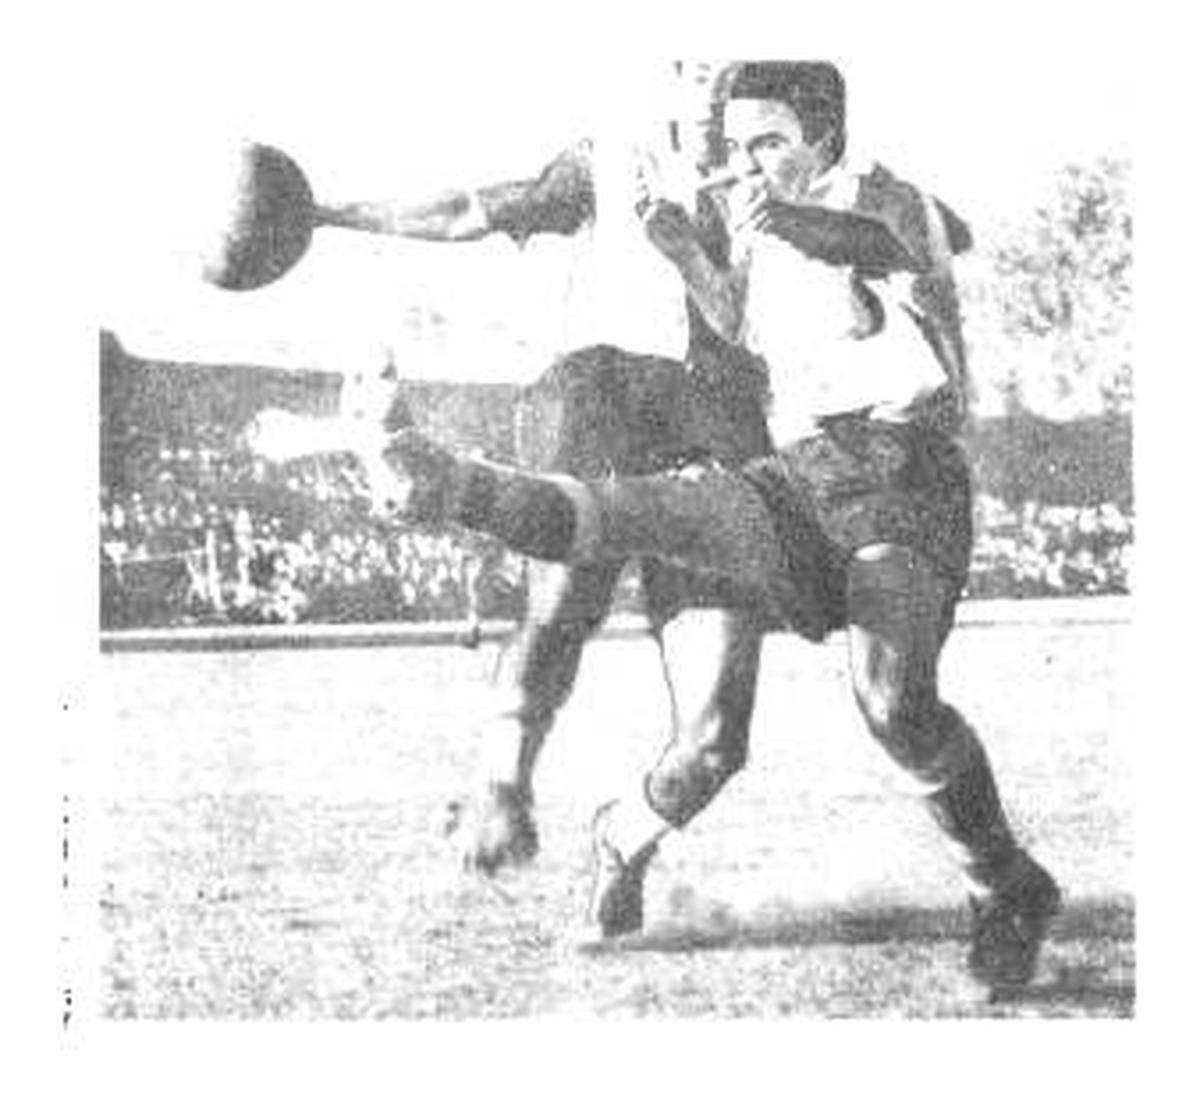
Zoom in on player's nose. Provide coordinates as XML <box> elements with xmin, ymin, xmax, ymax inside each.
<box><xmin>725</xmin><ymin>143</ymin><xmax>751</xmax><ymax>169</ymax></box>
<box><xmin>727</xmin><ymin>148</ymin><xmax>762</xmax><ymax>185</ymax></box>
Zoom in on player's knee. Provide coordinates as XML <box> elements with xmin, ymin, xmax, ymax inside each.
<box><xmin>646</xmin><ymin>752</ymin><xmax>739</xmax><ymax>828</ymax></box>
<box><xmin>646</xmin><ymin>716</ymin><xmax>749</xmax><ymax>827</ymax></box>
<box><xmin>692</xmin><ymin>725</ymin><xmax>749</xmax><ymax>786</ymax></box>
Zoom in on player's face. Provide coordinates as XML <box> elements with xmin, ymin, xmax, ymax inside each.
<box><xmin>721</xmin><ymin>98</ymin><xmax>829</xmax><ymax>202</ymax></box>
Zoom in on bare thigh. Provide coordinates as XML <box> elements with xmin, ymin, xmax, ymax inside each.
<box><xmin>844</xmin><ymin>544</ymin><xmax>955</xmax><ymax>769</ymax></box>
<box><xmin>658</xmin><ymin>606</ymin><xmax>764</xmax><ymax>748</ymax></box>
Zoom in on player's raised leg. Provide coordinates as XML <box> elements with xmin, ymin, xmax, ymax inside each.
<box><xmin>374</xmin><ymin>428</ymin><xmax>827</xmax><ymax>637</ymax></box>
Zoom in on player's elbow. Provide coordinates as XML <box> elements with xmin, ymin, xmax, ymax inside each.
<box><xmin>839</xmin><ymin>217</ymin><xmax>920</xmax><ymax>274</ymax></box>
<box><xmin>938</xmin><ymin>200</ymin><xmax>973</xmax><ymax>256</ymax></box>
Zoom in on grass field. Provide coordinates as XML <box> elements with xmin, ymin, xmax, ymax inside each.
<box><xmin>89</xmin><ymin>608</ymin><xmax>1133</xmax><ymax>1019</ymax></box>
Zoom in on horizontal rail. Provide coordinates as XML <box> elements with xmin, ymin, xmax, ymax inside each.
<box><xmin>99</xmin><ymin>596</ymin><xmax>1131</xmax><ymax>654</ymax></box>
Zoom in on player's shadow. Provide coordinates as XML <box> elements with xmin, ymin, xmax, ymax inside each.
<box><xmin>592</xmin><ymin>892</ymin><xmax>1134</xmax><ymax>952</ymax></box>
<box><xmin>582</xmin><ymin>894</ymin><xmax>1134</xmax><ymax>1010</ymax></box>
<box><xmin>1016</xmin><ymin>964</ymin><xmax>1134</xmax><ymax>1010</ymax></box>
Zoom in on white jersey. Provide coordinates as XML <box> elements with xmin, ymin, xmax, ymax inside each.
<box><xmin>737</xmin><ymin>159</ymin><xmax>947</xmax><ymax>442</ymax></box>
<box><xmin>557</xmin><ymin>130</ymin><xmax>691</xmax><ymax>361</ymax></box>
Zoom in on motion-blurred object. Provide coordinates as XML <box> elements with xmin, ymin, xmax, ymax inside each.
<box><xmin>200</xmin><ymin>143</ymin><xmax>315</xmax><ymax>290</ymax></box>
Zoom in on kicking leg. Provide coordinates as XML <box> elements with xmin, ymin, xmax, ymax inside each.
<box><xmin>378</xmin><ymin>430</ymin><xmax>822</xmax><ymax>631</ymax></box>
<box><xmin>248</xmin><ymin>410</ymin><xmax>814</xmax><ymax>624</ymax></box>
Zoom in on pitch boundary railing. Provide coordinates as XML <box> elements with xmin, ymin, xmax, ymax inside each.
<box><xmin>99</xmin><ymin>595</ymin><xmax>1131</xmax><ymax>654</ymax></box>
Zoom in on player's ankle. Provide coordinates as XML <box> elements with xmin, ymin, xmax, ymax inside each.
<box><xmin>600</xmin><ymin>791</ymin><xmax>673</xmax><ymax>863</ymax></box>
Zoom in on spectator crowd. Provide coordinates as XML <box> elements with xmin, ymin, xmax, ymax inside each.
<box><xmin>100</xmin><ymin>430</ymin><xmax>526</xmax><ymax>629</ymax></box>
<box><xmin>99</xmin><ymin>427</ymin><xmax>1132</xmax><ymax>630</ymax></box>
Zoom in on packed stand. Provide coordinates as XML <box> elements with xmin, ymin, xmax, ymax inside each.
<box><xmin>966</xmin><ymin>495</ymin><xmax>1132</xmax><ymax>599</ymax></box>
<box><xmin>99</xmin><ymin>431</ymin><xmax>1132</xmax><ymax>629</ymax></box>
<box><xmin>99</xmin><ymin>433</ymin><xmax>526</xmax><ymax>629</ymax></box>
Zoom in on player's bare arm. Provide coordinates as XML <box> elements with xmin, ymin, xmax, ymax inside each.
<box><xmin>319</xmin><ymin>189</ymin><xmax>492</xmax><ymax>241</ymax></box>
<box><xmin>749</xmin><ymin>201</ymin><xmax>920</xmax><ymax>275</ymax></box>
<box><xmin>750</xmin><ymin>174</ymin><xmax>974</xmax><ymax>277</ymax></box>
<box><xmin>641</xmin><ymin>198</ymin><xmax>745</xmax><ymax>340</ymax></box>
<box><xmin>318</xmin><ymin>143</ymin><xmax>594</xmax><ymax>245</ymax></box>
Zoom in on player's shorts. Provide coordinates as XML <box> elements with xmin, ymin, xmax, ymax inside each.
<box><xmin>516</xmin><ymin>343</ymin><xmax>775</xmax><ymax>621</ymax></box>
<box><xmin>514</xmin><ymin>343</ymin><xmax>771</xmax><ymax>476</ymax></box>
<box><xmin>740</xmin><ymin>411</ymin><xmax>974</xmax><ymax>638</ymax></box>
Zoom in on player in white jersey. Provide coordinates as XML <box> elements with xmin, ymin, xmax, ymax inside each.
<box><xmin>318</xmin><ymin>69</ymin><xmax>778</xmax><ymax>876</ymax></box>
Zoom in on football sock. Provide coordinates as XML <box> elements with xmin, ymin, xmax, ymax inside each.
<box><xmin>453</xmin><ymin>464</ymin><xmax>588</xmax><ymax>563</ymax></box>
<box><xmin>922</xmin><ymin>718</ymin><xmax>1020</xmax><ymax>894</ymax></box>
<box><xmin>601</xmin><ymin>783</ymin><xmax>674</xmax><ymax>862</ymax></box>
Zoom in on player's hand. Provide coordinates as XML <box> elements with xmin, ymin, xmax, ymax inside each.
<box><xmin>723</xmin><ymin>176</ymin><xmax>771</xmax><ymax>239</ymax></box>
<box><xmin>641</xmin><ymin>199</ymin><xmax>701</xmax><ymax>261</ymax></box>
<box><xmin>749</xmin><ymin>199</ymin><xmax>815</xmax><ymax>249</ymax></box>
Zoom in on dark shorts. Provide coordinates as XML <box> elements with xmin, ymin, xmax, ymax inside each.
<box><xmin>514</xmin><ymin>343</ymin><xmax>771</xmax><ymax>475</ymax></box>
<box><xmin>516</xmin><ymin>344</ymin><xmax>775</xmax><ymax>621</ymax></box>
<box><xmin>741</xmin><ymin>414</ymin><xmax>974</xmax><ymax>636</ymax></box>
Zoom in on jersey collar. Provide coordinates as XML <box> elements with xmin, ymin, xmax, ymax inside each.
<box><xmin>805</xmin><ymin>149</ymin><xmax>876</xmax><ymax>209</ymax></box>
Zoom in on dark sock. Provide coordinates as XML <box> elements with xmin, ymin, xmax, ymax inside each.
<box><xmin>926</xmin><ymin>745</ymin><xmax>1020</xmax><ymax>888</ymax></box>
<box><xmin>454</xmin><ymin>465</ymin><xmax>580</xmax><ymax>562</ymax></box>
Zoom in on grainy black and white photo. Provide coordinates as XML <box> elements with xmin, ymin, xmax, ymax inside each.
<box><xmin>79</xmin><ymin>7</ymin><xmax>1139</xmax><ymax>1067</ymax></box>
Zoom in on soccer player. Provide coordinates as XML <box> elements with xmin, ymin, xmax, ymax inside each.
<box><xmin>327</xmin><ymin>60</ymin><xmax>1061</xmax><ymax>998</ymax></box>
<box><xmin>315</xmin><ymin>64</ymin><xmax>779</xmax><ymax>876</ymax></box>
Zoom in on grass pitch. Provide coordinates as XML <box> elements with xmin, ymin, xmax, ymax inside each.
<box><xmin>90</xmin><ymin>612</ymin><xmax>1132</xmax><ymax>1019</ymax></box>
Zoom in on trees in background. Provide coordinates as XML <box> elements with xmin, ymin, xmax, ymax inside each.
<box><xmin>964</xmin><ymin>156</ymin><xmax>1132</xmax><ymax>419</ymax></box>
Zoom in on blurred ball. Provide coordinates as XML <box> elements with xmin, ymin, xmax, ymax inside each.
<box><xmin>200</xmin><ymin>143</ymin><xmax>315</xmax><ymax>291</ymax></box>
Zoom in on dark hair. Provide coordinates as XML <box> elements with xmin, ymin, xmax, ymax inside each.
<box><xmin>725</xmin><ymin>61</ymin><xmax>846</xmax><ymax>162</ymax></box>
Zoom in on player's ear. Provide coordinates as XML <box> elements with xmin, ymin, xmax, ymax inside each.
<box><xmin>814</xmin><ymin>124</ymin><xmax>842</xmax><ymax>166</ymax></box>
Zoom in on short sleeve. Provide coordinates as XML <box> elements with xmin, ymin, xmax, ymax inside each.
<box><xmin>856</xmin><ymin>163</ymin><xmax>973</xmax><ymax>269</ymax></box>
